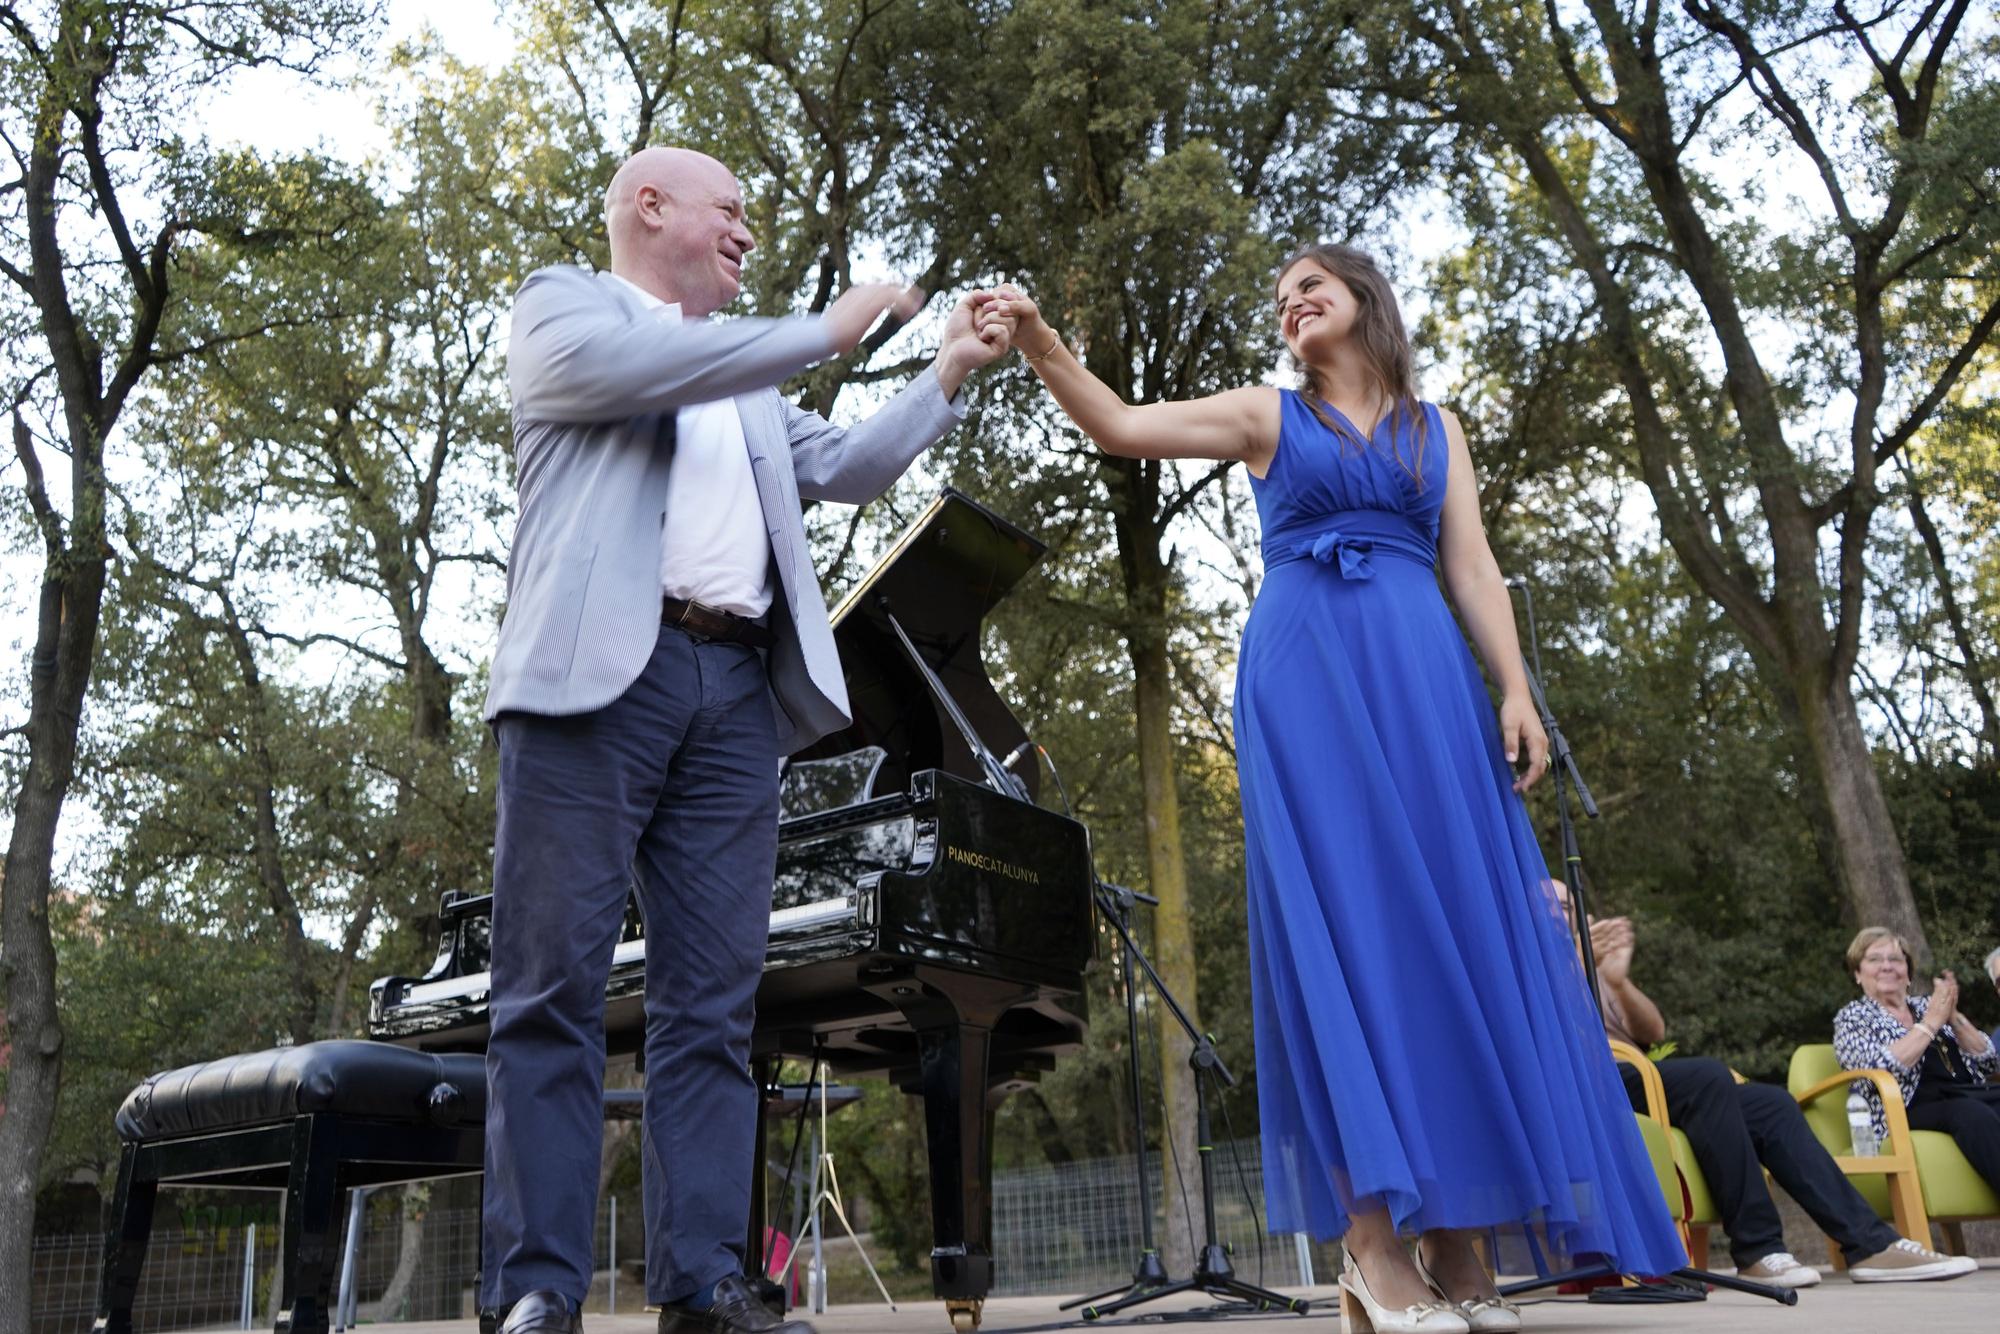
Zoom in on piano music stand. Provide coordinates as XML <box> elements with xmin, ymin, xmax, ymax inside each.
<box><xmin>771</xmin><ymin>1073</ymin><xmax>898</xmax><ymax>1314</ymax></box>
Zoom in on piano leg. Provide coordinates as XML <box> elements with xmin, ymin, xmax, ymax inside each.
<box><xmin>872</xmin><ymin>971</ymin><xmax>1032</xmax><ymax>1332</ymax></box>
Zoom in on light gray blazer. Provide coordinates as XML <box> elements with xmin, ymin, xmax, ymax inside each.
<box><xmin>483</xmin><ymin>265</ymin><xmax>965</xmax><ymax>752</ymax></box>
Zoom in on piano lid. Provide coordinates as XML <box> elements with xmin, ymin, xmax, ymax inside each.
<box><xmin>792</xmin><ymin>488</ymin><xmax>1044</xmax><ymax>802</ymax></box>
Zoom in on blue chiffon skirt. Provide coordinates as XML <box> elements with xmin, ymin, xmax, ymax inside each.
<box><xmin>1237</xmin><ymin>517</ymin><xmax>1685</xmax><ymax>1276</ymax></box>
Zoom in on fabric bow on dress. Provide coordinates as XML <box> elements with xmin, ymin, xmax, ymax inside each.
<box><xmin>1300</xmin><ymin>529</ymin><xmax>1376</xmax><ymax>580</ymax></box>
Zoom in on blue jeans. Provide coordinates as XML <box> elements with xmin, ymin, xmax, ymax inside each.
<box><xmin>481</xmin><ymin>626</ymin><xmax>780</xmax><ymax>1309</ymax></box>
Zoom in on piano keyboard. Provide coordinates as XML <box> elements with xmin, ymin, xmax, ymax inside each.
<box><xmin>392</xmin><ymin>895</ymin><xmax>862</xmax><ymax>1009</ymax></box>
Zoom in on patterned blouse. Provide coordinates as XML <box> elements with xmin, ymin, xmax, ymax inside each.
<box><xmin>1834</xmin><ymin>993</ymin><xmax>2000</xmax><ymax>1140</ymax></box>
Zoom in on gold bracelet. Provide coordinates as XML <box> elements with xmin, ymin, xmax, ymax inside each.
<box><xmin>1024</xmin><ymin>330</ymin><xmax>1062</xmax><ymax>363</ymax></box>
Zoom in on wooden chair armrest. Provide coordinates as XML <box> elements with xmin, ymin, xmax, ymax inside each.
<box><xmin>1608</xmin><ymin>1039</ymin><xmax>1669</xmax><ymax>1125</ymax></box>
<box><xmin>1793</xmin><ymin>1066</ymin><xmax>1918</xmax><ymax>1157</ymax></box>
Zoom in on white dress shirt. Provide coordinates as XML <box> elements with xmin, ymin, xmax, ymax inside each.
<box><xmin>610</xmin><ymin>273</ymin><xmax>774</xmax><ymax>619</ymax></box>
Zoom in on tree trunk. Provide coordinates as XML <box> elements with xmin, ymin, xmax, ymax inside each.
<box><xmin>1</xmin><ymin>784</ymin><xmax>68</xmax><ymax>1334</ymax></box>
<box><xmin>1117</xmin><ymin>512</ymin><xmax>1204</xmax><ymax>1277</ymax></box>
<box><xmin>1792</xmin><ymin>671</ymin><xmax>1929</xmax><ymax>960</ymax></box>
<box><xmin>0</xmin><ymin>473</ymin><xmax>107</xmax><ymax>1334</ymax></box>
<box><xmin>1491</xmin><ymin>110</ymin><xmax>1929</xmax><ymax>964</ymax></box>
<box><xmin>363</xmin><ymin>1187</ymin><xmax>427</xmax><ymax>1320</ymax></box>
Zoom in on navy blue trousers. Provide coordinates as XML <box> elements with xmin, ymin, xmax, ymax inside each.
<box><xmin>1906</xmin><ymin>1090</ymin><xmax>2000</xmax><ymax>1195</ymax></box>
<box><xmin>1623</xmin><ymin>1058</ymin><xmax>1901</xmax><ymax>1265</ymax></box>
<box><xmin>481</xmin><ymin>626</ymin><xmax>780</xmax><ymax>1309</ymax></box>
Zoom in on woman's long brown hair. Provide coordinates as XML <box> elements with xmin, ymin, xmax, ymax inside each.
<box><xmin>1278</xmin><ymin>242</ymin><xmax>1428</xmax><ymax>485</ymax></box>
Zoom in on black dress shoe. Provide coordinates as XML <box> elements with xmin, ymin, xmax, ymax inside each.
<box><xmin>657</xmin><ymin>1274</ymin><xmax>816</xmax><ymax>1333</ymax></box>
<box><xmin>498</xmin><ymin>1290</ymin><xmax>582</xmax><ymax>1334</ymax></box>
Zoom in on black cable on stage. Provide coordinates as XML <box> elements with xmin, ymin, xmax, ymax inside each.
<box><xmin>971</xmin><ymin>1306</ymin><xmax>1325</xmax><ymax>1333</ymax></box>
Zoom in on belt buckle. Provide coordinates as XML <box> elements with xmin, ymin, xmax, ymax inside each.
<box><xmin>678</xmin><ymin>597</ymin><xmax>733</xmax><ymax>642</ymax></box>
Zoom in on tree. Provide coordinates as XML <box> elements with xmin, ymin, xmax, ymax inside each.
<box><xmin>0</xmin><ymin>3</ymin><xmax>375</xmax><ymax>1320</ymax></box>
<box><xmin>1358</xmin><ymin>0</ymin><xmax>2000</xmax><ymax>957</ymax></box>
<box><xmin>117</xmin><ymin>89</ymin><xmax>520</xmax><ymax>1029</ymax></box>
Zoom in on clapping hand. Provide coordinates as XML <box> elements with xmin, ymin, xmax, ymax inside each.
<box><xmin>1929</xmin><ymin>971</ymin><xmax>1959</xmax><ymax>1029</ymax></box>
<box><xmin>1590</xmin><ymin>916</ymin><xmax>1637</xmax><ymax>986</ymax></box>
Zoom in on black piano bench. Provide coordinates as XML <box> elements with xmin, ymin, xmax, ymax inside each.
<box><xmin>91</xmin><ymin>1040</ymin><xmax>486</xmax><ymax>1334</ymax></box>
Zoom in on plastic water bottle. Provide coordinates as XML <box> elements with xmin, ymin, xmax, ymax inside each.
<box><xmin>1847</xmin><ymin>1090</ymin><xmax>1878</xmax><ymax>1157</ymax></box>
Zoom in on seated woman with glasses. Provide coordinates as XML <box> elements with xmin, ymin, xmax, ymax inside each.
<box><xmin>1835</xmin><ymin>926</ymin><xmax>2000</xmax><ymax>1194</ymax></box>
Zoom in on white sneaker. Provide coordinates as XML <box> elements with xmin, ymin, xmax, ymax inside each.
<box><xmin>1848</xmin><ymin>1238</ymin><xmax>1978</xmax><ymax>1282</ymax></box>
<box><xmin>1737</xmin><ymin>1251</ymin><xmax>1822</xmax><ymax>1288</ymax></box>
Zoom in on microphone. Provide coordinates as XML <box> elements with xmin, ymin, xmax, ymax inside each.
<box><xmin>1001</xmin><ymin>741</ymin><xmax>1035</xmax><ymax>772</ymax></box>
<box><xmin>1504</xmin><ymin>576</ymin><xmax>1528</xmax><ymax>589</ymax></box>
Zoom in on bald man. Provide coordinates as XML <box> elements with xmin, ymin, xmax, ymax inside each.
<box><xmin>481</xmin><ymin>147</ymin><xmax>1012</xmax><ymax>1334</ymax></box>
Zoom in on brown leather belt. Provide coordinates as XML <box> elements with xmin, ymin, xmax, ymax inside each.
<box><xmin>661</xmin><ymin>595</ymin><xmax>774</xmax><ymax>650</ymax></box>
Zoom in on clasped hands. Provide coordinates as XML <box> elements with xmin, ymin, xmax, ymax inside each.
<box><xmin>822</xmin><ymin>282</ymin><xmax>1023</xmax><ymax>399</ymax></box>
<box><xmin>821</xmin><ymin>282</ymin><xmax>1048</xmax><ymax>378</ymax></box>
<box><xmin>1926</xmin><ymin>970</ymin><xmax>1963</xmax><ymax>1032</ymax></box>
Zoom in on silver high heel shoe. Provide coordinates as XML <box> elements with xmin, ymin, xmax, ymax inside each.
<box><xmin>1339</xmin><ymin>1253</ymin><xmax>1471</xmax><ymax>1334</ymax></box>
<box><xmin>1413</xmin><ymin>1247</ymin><xmax>1523</xmax><ymax>1332</ymax></box>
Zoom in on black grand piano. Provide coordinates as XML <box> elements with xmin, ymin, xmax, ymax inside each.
<box><xmin>368</xmin><ymin>490</ymin><xmax>1095</xmax><ymax>1331</ymax></box>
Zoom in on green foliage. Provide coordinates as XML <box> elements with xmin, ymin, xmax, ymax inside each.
<box><xmin>19</xmin><ymin>1</ymin><xmax>1999</xmax><ymax>1266</ymax></box>
<box><xmin>49</xmin><ymin>883</ymin><xmax>307</xmax><ymax>1186</ymax></box>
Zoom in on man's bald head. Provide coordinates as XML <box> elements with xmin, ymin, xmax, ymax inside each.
<box><xmin>605</xmin><ymin>146</ymin><xmax>753</xmax><ymax>316</ymax></box>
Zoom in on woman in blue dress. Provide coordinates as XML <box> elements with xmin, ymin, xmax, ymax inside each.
<box><xmin>990</xmin><ymin>246</ymin><xmax>1686</xmax><ymax>1332</ymax></box>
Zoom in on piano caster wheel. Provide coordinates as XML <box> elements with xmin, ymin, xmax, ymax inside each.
<box><xmin>946</xmin><ymin>1298</ymin><xmax>983</xmax><ymax>1331</ymax></box>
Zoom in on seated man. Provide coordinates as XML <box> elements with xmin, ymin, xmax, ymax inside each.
<box><xmin>1551</xmin><ymin>881</ymin><xmax>1974</xmax><ymax>1286</ymax></box>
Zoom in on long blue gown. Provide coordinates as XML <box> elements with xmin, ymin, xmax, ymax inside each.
<box><xmin>1239</xmin><ymin>391</ymin><xmax>1685</xmax><ymax>1274</ymax></box>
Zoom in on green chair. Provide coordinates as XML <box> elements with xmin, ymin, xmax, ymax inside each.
<box><xmin>1788</xmin><ymin>1042</ymin><xmax>2000</xmax><ymax>1263</ymax></box>
<box><xmin>1611</xmin><ymin>1040</ymin><xmax>1716</xmax><ymax>1266</ymax></box>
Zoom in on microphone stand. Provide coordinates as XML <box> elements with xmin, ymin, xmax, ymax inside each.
<box><xmin>1060</xmin><ymin>883</ymin><xmax>1172</xmax><ymax>1313</ymax></box>
<box><xmin>1495</xmin><ymin>581</ymin><xmax>1794</xmax><ymax>1308</ymax></box>
<box><xmin>1065</xmin><ymin>882</ymin><xmax>1310</xmax><ymax>1322</ymax></box>
<box><xmin>1512</xmin><ymin>578</ymin><xmax>1602</xmax><ymax>999</ymax></box>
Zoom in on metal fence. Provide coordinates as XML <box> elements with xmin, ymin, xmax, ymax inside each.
<box><xmin>30</xmin><ymin>1191</ymin><xmax>510</xmax><ymax>1334</ymax></box>
<box><xmin>32</xmin><ymin>1139</ymin><xmax>1326</xmax><ymax>1330</ymax></box>
<box><xmin>32</xmin><ymin>1225</ymin><xmax>281</xmax><ymax>1334</ymax></box>
<box><xmin>992</xmin><ymin>1135</ymin><xmax>1337</xmax><ymax>1297</ymax></box>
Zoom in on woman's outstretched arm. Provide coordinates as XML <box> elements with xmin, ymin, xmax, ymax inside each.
<box><xmin>992</xmin><ymin>288</ymin><xmax>1279</xmax><ymax>470</ymax></box>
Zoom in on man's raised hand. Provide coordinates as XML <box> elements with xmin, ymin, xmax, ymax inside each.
<box><xmin>942</xmin><ymin>289</ymin><xmax>1017</xmax><ymax>367</ymax></box>
<box><xmin>928</xmin><ymin>290</ymin><xmax>1017</xmax><ymax>399</ymax></box>
<box><xmin>825</xmin><ymin>282</ymin><xmax>926</xmax><ymax>355</ymax></box>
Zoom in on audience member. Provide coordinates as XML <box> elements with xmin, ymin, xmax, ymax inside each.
<box><xmin>1550</xmin><ymin>886</ymin><xmax>1973</xmax><ymax>1284</ymax></box>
